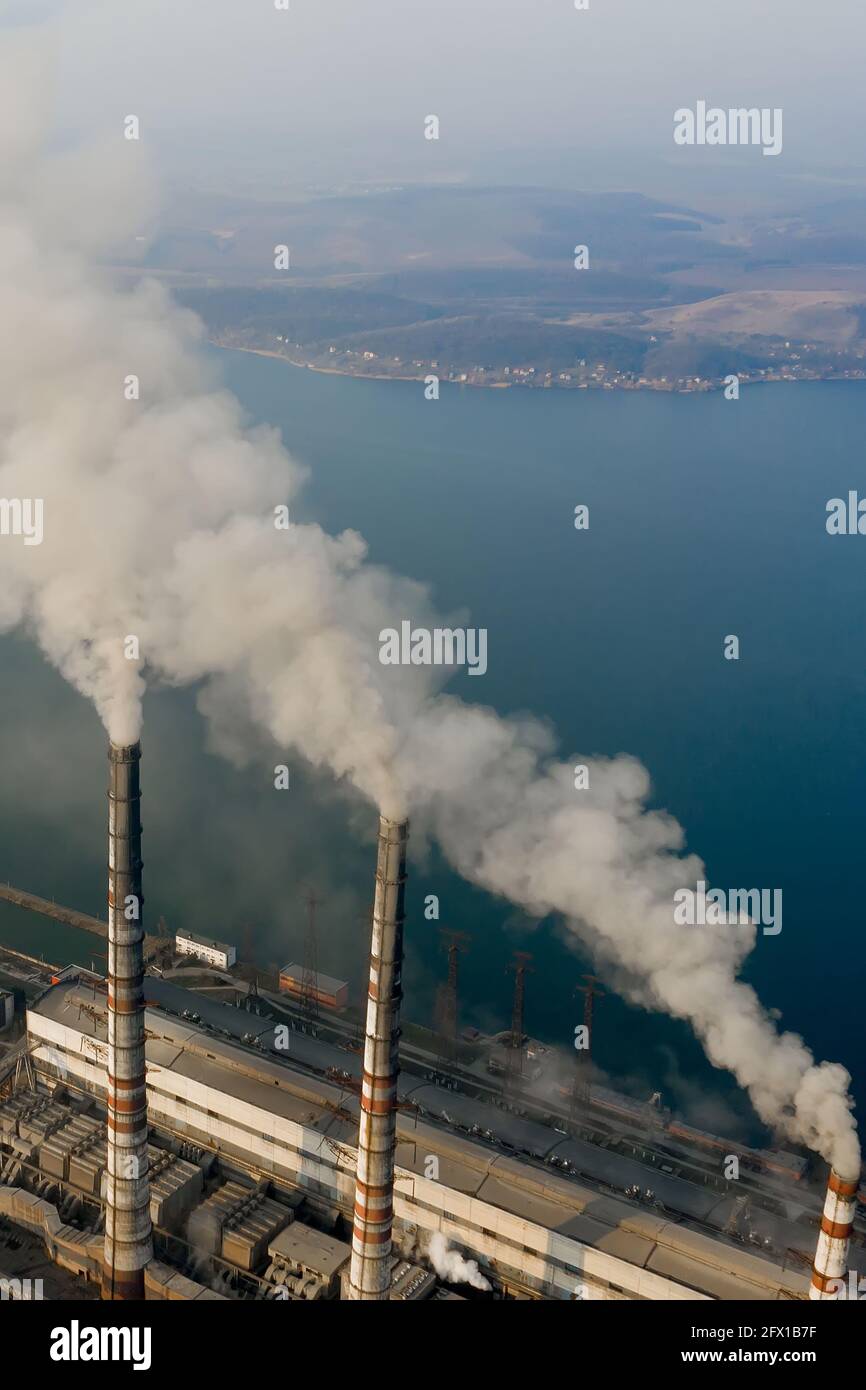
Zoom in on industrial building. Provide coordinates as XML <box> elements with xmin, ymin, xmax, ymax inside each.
<box><xmin>0</xmin><ymin>739</ymin><xmax>861</xmax><ymax>1303</ymax></box>
<box><xmin>278</xmin><ymin>964</ymin><xmax>348</xmax><ymax>1011</ymax></box>
<box><xmin>176</xmin><ymin>932</ymin><xmax>237</xmax><ymax>971</ymax></box>
<box><xmin>9</xmin><ymin>975</ymin><xmax>853</xmax><ymax>1301</ymax></box>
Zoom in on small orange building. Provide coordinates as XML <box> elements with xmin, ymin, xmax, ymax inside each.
<box><xmin>279</xmin><ymin>963</ymin><xmax>349</xmax><ymax>1011</ymax></box>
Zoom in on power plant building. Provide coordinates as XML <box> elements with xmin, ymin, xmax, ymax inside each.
<box><xmin>0</xmin><ymin>743</ymin><xmax>860</xmax><ymax>1305</ymax></box>
<box><xmin>20</xmin><ymin>977</ymin><xmax>837</xmax><ymax>1302</ymax></box>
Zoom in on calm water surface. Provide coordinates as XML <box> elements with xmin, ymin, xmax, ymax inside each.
<box><xmin>2</xmin><ymin>354</ymin><xmax>863</xmax><ymax>1137</ymax></box>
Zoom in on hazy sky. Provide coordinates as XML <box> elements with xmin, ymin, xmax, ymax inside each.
<box><xmin>1</xmin><ymin>0</ymin><xmax>861</xmax><ymax>199</ymax></box>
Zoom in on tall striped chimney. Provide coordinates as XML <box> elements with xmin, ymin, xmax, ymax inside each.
<box><xmin>103</xmin><ymin>741</ymin><xmax>152</xmax><ymax>1299</ymax></box>
<box><xmin>809</xmin><ymin>1167</ymin><xmax>858</xmax><ymax>1300</ymax></box>
<box><xmin>347</xmin><ymin>815</ymin><xmax>408</xmax><ymax>1300</ymax></box>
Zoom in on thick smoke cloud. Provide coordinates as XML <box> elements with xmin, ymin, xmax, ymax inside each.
<box><xmin>0</xmin><ymin>50</ymin><xmax>858</xmax><ymax>1179</ymax></box>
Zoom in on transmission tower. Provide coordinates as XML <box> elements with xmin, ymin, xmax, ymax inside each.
<box><xmin>435</xmin><ymin>929</ymin><xmax>469</xmax><ymax>1062</ymax></box>
<box><xmin>571</xmin><ymin>973</ymin><xmax>605</xmax><ymax>1115</ymax></box>
<box><xmin>505</xmin><ymin>951</ymin><xmax>533</xmax><ymax>1090</ymax></box>
<box><xmin>237</xmin><ymin>920</ymin><xmax>264</xmax><ymax>1011</ymax></box>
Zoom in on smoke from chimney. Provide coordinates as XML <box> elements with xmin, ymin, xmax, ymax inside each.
<box><xmin>427</xmin><ymin>1233</ymin><xmax>491</xmax><ymax>1291</ymax></box>
<box><xmin>0</xmin><ymin>35</ymin><xmax>858</xmax><ymax>1183</ymax></box>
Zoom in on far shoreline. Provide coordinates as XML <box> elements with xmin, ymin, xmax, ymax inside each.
<box><xmin>209</xmin><ymin>340</ymin><xmax>866</xmax><ymax>397</ymax></box>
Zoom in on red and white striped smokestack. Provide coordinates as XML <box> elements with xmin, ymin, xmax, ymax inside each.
<box><xmin>347</xmin><ymin>814</ymin><xmax>408</xmax><ymax>1300</ymax></box>
<box><xmin>809</xmin><ymin>1167</ymin><xmax>859</xmax><ymax>1300</ymax></box>
<box><xmin>103</xmin><ymin>741</ymin><xmax>152</xmax><ymax>1300</ymax></box>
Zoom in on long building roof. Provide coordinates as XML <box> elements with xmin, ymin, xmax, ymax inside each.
<box><xmin>28</xmin><ymin>978</ymin><xmax>827</xmax><ymax>1301</ymax></box>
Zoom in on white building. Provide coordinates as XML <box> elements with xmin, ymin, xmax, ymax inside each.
<box><xmin>175</xmin><ymin>931</ymin><xmax>236</xmax><ymax>971</ymax></box>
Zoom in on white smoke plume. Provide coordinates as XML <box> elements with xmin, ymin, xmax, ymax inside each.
<box><xmin>427</xmin><ymin>1233</ymin><xmax>491</xmax><ymax>1292</ymax></box>
<box><xmin>0</xmin><ymin>40</ymin><xmax>859</xmax><ymax>1180</ymax></box>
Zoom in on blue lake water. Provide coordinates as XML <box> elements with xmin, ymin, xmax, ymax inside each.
<box><xmin>2</xmin><ymin>352</ymin><xmax>863</xmax><ymax>1140</ymax></box>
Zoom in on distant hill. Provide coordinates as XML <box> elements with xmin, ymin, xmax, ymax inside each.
<box><xmin>127</xmin><ymin>182</ymin><xmax>866</xmax><ymax>389</ymax></box>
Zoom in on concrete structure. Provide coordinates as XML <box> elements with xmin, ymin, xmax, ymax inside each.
<box><xmin>348</xmin><ymin>815</ymin><xmax>408</xmax><ymax>1301</ymax></box>
<box><xmin>0</xmin><ymin>883</ymin><xmax>107</xmax><ymax>939</ymax></box>
<box><xmin>0</xmin><ymin>1184</ymin><xmax>225</xmax><ymax>1302</ymax></box>
<box><xmin>810</xmin><ymin>1167</ymin><xmax>858</xmax><ymax>1300</ymax></box>
<box><xmin>265</xmin><ymin>1222</ymin><xmax>350</xmax><ymax>1299</ymax></box>
<box><xmin>279</xmin><ymin>965</ymin><xmax>348</xmax><ymax>1011</ymax></box>
<box><xmin>104</xmin><ymin>741</ymin><xmax>152</xmax><ymax>1299</ymax></box>
<box><xmin>0</xmin><ymin>1074</ymin><xmax>439</xmax><ymax>1303</ymax></box>
<box><xmin>385</xmin><ymin>1260</ymin><xmax>437</xmax><ymax>1301</ymax></box>
<box><xmin>25</xmin><ymin>979</ymin><xmax>828</xmax><ymax>1301</ymax></box>
<box><xmin>176</xmin><ymin>932</ymin><xmax>237</xmax><ymax>971</ymax></box>
<box><xmin>0</xmin><ymin>1091</ymin><xmax>201</xmax><ymax>1230</ymax></box>
<box><xmin>188</xmin><ymin>1180</ymin><xmax>292</xmax><ymax>1271</ymax></box>
<box><xmin>0</xmin><ymin>989</ymin><xmax>14</xmax><ymax>1032</ymax></box>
